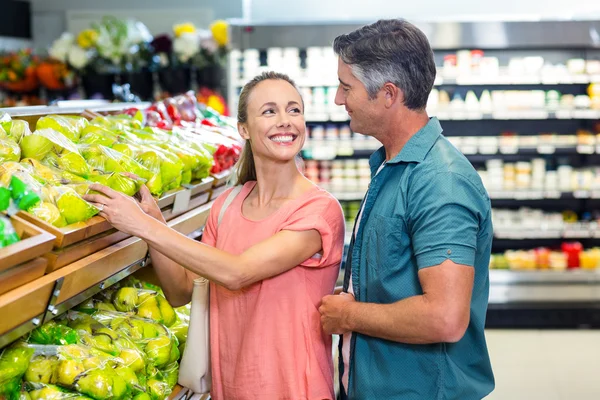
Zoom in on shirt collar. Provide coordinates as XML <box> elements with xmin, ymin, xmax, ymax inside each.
<box><xmin>369</xmin><ymin>117</ymin><xmax>443</xmax><ymax>171</ymax></box>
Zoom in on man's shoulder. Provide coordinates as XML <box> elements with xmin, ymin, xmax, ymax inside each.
<box><xmin>411</xmin><ymin>137</ymin><xmax>487</xmax><ymax>196</ymax></box>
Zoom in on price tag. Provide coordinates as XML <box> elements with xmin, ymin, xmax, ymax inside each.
<box><xmin>538</xmin><ymin>145</ymin><xmax>556</xmax><ymax>154</ymax></box>
<box><xmin>591</xmin><ymin>191</ymin><xmax>600</xmax><ymax>199</ymax></box>
<box><xmin>572</xmin><ymin>75</ymin><xmax>589</xmax><ymax>84</ymax></box>
<box><xmin>172</xmin><ymin>189</ymin><xmax>192</xmax><ymax>215</ymax></box>
<box><xmin>555</xmin><ymin>110</ymin><xmax>571</xmax><ymax>119</ymax></box>
<box><xmin>451</xmin><ymin>111</ymin><xmax>467</xmax><ymax>120</ymax></box>
<box><xmin>577</xmin><ymin>145</ymin><xmax>595</xmax><ymax>154</ymax></box>
<box><xmin>479</xmin><ymin>146</ymin><xmax>498</xmax><ymax>155</ymax></box>
<box><xmin>500</xmin><ymin>146</ymin><xmax>519</xmax><ymax>154</ymax></box>
<box><xmin>337</xmin><ymin>147</ymin><xmax>354</xmax><ymax>156</ymax></box>
<box><xmin>330</xmin><ymin>113</ymin><xmax>350</xmax><ymax>122</ymax></box>
<box><xmin>574</xmin><ymin>190</ymin><xmax>590</xmax><ymax>199</ymax></box>
<box><xmin>544</xmin><ymin>190</ymin><xmax>562</xmax><ymax>199</ymax></box>
<box><xmin>436</xmin><ymin>111</ymin><xmax>450</xmax><ymax>120</ymax></box>
<box><xmin>573</xmin><ymin>110</ymin><xmax>599</xmax><ymax>119</ymax></box>
<box><xmin>467</xmin><ymin>112</ymin><xmax>483</xmax><ymax>120</ymax></box>
<box><xmin>311</xmin><ymin>146</ymin><xmax>337</xmax><ymax>160</ymax></box>
<box><xmin>461</xmin><ymin>146</ymin><xmax>478</xmax><ymax>155</ymax></box>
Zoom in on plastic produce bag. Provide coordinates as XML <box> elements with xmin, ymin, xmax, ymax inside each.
<box><xmin>54</xmin><ymin>186</ymin><xmax>99</xmax><ymax>225</ymax></box>
<box><xmin>6</xmin><ymin>120</ymin><xmax>32</xmax><ymax>144</ymax></box>
<box><xmin>23</xmin><ymin>383</ymin><xmax>92</xmax><ymax>400</ymax></box>
<box><xmin>29</xmin><ymin>321</ymin><xmax>79</xmax><ymax>346</ymax></box>
<box><xmin>62</xmin><ymin>311</ymin><xmax>147</xmax><ymax>374</ymax></box>
<box><xmin>42</xmin><ymin>151</ymin><xmax>90</xmax><ymax>180</ymax></box>
<box><xmin>0</xmin><ymin>215</ymin><xmax>20</xmax><ymax>249</ymax></box>
<box><xmin>20</xmin><ymin>129</ymin><xmax>79</xmax><ymax>161</ymax></box>
<box><xmin>0</xmin><ymin>137</ymin><xmax>21</xmax><ymax>163</ymax></box>
<box><xmin>36</xmin><ymin>116</ymin><xmax>84</xmax><ymax>143</ymax></box>
<box><xmin>90</xmin><ymin>311</ymin><xmax>178</xmax><ymax>369</ymax></box>
<box><xmin>111</xmin><ymin>288</ymin><xmax>177</xmax><ymax>327</ymax></box>
<box><xmin>143</xmin><ymin>366</ymin><xmax>172</xmax><ymax>400</ymax></box>
<box><xmin>0</xmin><ymin>343</ymin><xmax>35</xmax><ymax>400</ymax></box>
<box><xmin>23</xmin><ymin>344</ymin><xmax>130</xmax><ymax>400</ymax></box>
<box><xmin>0</xmin><ymin>377</ymin><xmax>21</xmax><ymax>400</ymax></box>
<box><xmin>79</xmin><ymin>125</ymin><xmax>118</xmax><ymax>148</ymax></box>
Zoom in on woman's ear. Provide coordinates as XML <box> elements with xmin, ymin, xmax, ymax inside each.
<box><xmin>238</xmin><ymin>123</ymin><xmax>250</xmax><ymax>140</ymax></box>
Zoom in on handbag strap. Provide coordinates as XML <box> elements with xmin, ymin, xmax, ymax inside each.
<box><xmin>217</xmin><ymin>185</ymin><xmax>243</xmax><ymax>227</ymax></box>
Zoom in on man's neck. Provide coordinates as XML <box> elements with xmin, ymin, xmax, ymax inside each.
<box><xmin>378</xmin><ymin>111</ymin><xmax>430</xmax><ymax>161</ymax></box>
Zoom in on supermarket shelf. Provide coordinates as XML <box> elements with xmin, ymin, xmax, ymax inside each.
<box><xmin>300</xmin><ymin>109</ymin><xmax>600</xmax><ymax>123</ymax></box>
<box><xmin>234</xmin><ymin>74</ymin><xmax>600</xmax><ymax>89</ymax></box>
<box><xmin>0</xmin><ymin>201</ymin><xmax>215</xmax><ymax>348</ymax></box>
<box><xmin>488</xmin><ymin>190</ymin><xmax>600</xmax><ymax>200</ymax></box>
<box><xmin>0</xmin><ymin>102</ymin><xmax>151</xmax><ymax>117</ymax></box>
<box><xmin>303</xmin><ymin>145</ymin><xmax>600</xmax><ymax>161</ymax></box>
<box><xmin>490</xmin><ymin>269</ymin><xmax>600</xmax><ymax>285</ymax></box>
<box><xmin>495</xmin><ymin>229</ymin><xmax>600</xmax><ymax>240</ymax></box>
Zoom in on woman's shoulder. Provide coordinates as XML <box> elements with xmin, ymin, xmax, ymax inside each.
<box><xmin>291</xmin><ymin>185</ymin><xmax>344</xmax><ymax>218</ymax></box>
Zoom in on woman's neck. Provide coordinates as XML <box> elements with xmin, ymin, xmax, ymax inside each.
<box><xmin>251</xmin><ymin>158</ymin><xmax>311</xmax><ymax>206</ymax></box>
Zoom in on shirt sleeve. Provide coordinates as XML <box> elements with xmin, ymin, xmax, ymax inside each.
<box><xmin>408</xmin><ymin>170</ymin><xmax>490</xmax><ymax>270</ymax></box>
<box><xmin>279</xmin><ymin>194</ymin><xmax>346</xmax><ymax>268</ymax></box>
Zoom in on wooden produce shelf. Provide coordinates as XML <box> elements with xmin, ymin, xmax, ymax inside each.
<box><xmin>0</xmin><ymin>258</ymin><xmax>47</xmax><ymax>296</ymax></box>
<box><xmin>17</xmin><ymin>213</ymin><xmax>112</xmax><ymax>249</ymax></box>
<box><xmin>0</xmin><ymin>274</ymin><xmax>55</xmax><ymax>347</ymax></box>
<box><xmin>17</xmin><ymin>177</ymin><xmax>216</xmax><ymax>273</ymax></box>
<box><xmin>0</xmin><ymin>200</ymin><xmax>216</xmax><ymax>348</ymax></box>
<box><xmin>0</xmin><ymin>215</ymin><xmax>55</xmax><ymax>272</ymax></box>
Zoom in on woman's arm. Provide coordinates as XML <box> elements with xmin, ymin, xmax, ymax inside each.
<box><xmin>85</xmin><ymin>185</ymin><xmax>323</xmax><ymax>291</ymax></box>
<box><xmin>138</xmin><ymin>216</ymin><xmax>322</xmax><ymax>290</ymax></box>
<box><xmin>120</xmin><ymin>184</ymin><xmax>195</xmax><ymax>306</ymax></box>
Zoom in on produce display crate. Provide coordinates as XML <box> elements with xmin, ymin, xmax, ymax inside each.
<box><xmin>0</xmin><ymin>258</ymin><xmax>47</xmax><ymax>296</ymax></box>
<box><xmin>0</xmin><ymin>214</ymin><xmax>55</xmax><ymax>272</ymax></box>
<box><xmin>21</xmin><ymin>176</ymin><xmax>218</xmax><ymax>273</ymax></box>
<box><xmin>0</xmin><ymin>101</ymin><xmax>227</xmax><ymax>354</ymax></box>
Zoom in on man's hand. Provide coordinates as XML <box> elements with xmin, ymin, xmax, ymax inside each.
<box><xmin>319</xmin><ymin>292</ymin><xmax>356</xmax><ymax>335</ymax></box>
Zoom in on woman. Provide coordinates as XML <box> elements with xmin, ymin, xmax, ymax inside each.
<box><xmin>84</xmin><ymin>71</ymin><xmax>345</xmax><ymax>400</ymax></box>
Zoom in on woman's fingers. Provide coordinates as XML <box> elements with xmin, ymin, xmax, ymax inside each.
<box><xmin>83</xmin><ymin>194</ymin><xmax>111</xmax><ymax>205</ymax></box>
<box><xmin>88</xmin><ymin>184</ymin><xmax>120</xmax><ymax>199</ymax></box>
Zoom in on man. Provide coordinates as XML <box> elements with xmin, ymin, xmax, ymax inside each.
<box><xmin>319</xmin><ymin>19</ymin><xmax>495</xmax><ymax>399</ymax></box>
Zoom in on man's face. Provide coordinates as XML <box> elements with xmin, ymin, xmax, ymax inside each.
<box><xmin>334</xmin><ymin>58</ymin><xmax>383</xmax><ymax>136</ymax></box>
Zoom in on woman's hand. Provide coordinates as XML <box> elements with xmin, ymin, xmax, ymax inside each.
<box><xmin>134</xmin><ymin>184</ymin><xmax>166</xmax><ymax>224</ymax></box>
<box><xmin>83</xmin><ymin>184</ymin><xmax>153</xmax><ymax>236</ymax></box>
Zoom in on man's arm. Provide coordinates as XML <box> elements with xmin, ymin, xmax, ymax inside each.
<box><xmin>321</xmin><ymin>259</ymin><xmax>473</xmax><ymax>343</ymax></box>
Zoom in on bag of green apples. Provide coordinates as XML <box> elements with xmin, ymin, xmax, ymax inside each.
<box><xmin>61</xmin><ymin>311</ymin><xmax>147</xmax><ymax>376</ymax></box>
<box><xmin>78</xmin><ymin>145</ymin><xmax>150</xmax><ymax>196</ymax></box>
<box><xmin>19</xmin><ymin>128</ymin><xmax>91</xmax><ymax>179</ymax></box>
<box><xmin>89</xmin><ymin>311</ymin><xmax>180</xmax><ymax>370</ymax></box>
<box><xmin>36</xmin><ymin>115</ymin><xmax>89</xmax><ymax>143</ymax></box>
<box><xmin>52</xmin><ymin>186</ymin><xmax>99</xmax><ymax>226</ymax></box>
<box><xmin>23</xmin><ymin>343</ymin><xmax>136</xmax><ymax>400</ymax></box>
<box><xmin>109</xmin><ymin>287</ymin><xmax>177</xmax><ymax>327</ymax></box>
<box><xmin>28</xmin><ymin>321</ymin><xmax>80</xmax><ymax>346</ymax></box>
<box><xmin>0</xmin><ymin>343</ymin><xmax>35</xmax><ymax>400</ymax></box>
<box><xmin>23</xmin><ymin>382</ymin><xmax>92</xmax><ymax>400</ymax></box>
<box><xmin>0</xmin><ymin>113</ymin><xmax>32</xmax><ymax>143</ymax></box>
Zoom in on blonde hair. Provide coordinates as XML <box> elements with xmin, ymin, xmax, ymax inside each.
<box><xmin>235</xmin><ymin>71</ymin><xmax>303</xmax><ymax>185</ymax></box>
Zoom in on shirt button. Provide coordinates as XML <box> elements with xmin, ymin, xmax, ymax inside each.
<box><xmin>447</xmin><ymin>249</ymin><xmax>452</xmax><ymax>255</ymax></box>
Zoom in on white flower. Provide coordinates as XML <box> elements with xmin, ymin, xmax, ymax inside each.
<box><xmin>68</xmin><ymin>46</ymin><xmax>90</xmax><ymax>69</ymax></box>
<box><xmin>173</xmin><ymin>32</ymin><xmax>200</xmax><ymax>62</ymax></box>
<box><xmin>49</xmin><ymin>32</ymin><xmax>75</xmax><ymax>63</ymax></box>
<box><xmin>200</xmin><ymin>37</ymin><xmax>218</xmax><ymax>54</ymax></box>
<box><xmin>158</xmin><ymin>53</ymin><xmax>169</xmax><ymax>67</ymax></box>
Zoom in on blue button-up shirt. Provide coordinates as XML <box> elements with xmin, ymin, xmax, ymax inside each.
<box><xmin>341</xmin><ymin>117</ymin><xmax>495</xmax><ymax>399</ymax></box>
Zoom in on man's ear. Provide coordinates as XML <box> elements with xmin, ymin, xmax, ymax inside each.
<box><xmin>383</xmin><ymin>83</ymin><xmax>403</xmax><ymax>108</ymax></box>
<box><xmin>238</xmin><ymin>123</ymin><xmax>250</xmax><ymax>140</ymax></box>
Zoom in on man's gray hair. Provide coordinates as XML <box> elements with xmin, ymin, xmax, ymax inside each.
<box><xmin>333</xmin><ymin>19</ymin><xmax>436</xmax><ymax>111</ymax></box>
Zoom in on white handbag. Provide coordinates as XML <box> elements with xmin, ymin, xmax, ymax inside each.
<box><xmin>178</xmin><ymin>186</ymin><xmax>243</xmax><ymax>395</ymax></box>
